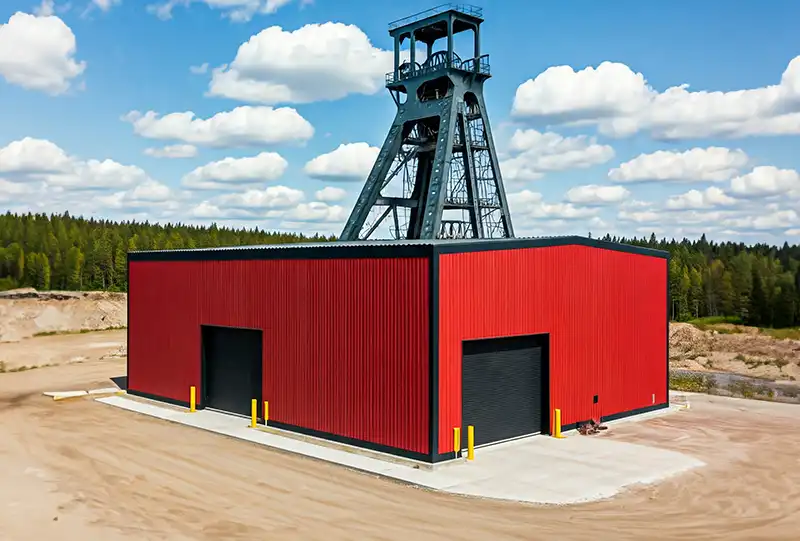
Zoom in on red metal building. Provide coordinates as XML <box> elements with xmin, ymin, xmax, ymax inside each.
<box><xmin>127</xmin><ymin>237</ymin><xmax>668</xmax><ymax>463</ymax></box>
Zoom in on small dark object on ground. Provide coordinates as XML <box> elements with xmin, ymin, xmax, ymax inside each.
<box><xmin>578</xmin><ymin>418</ymin><xmax>608</xmax><ymax>435</ymax></box>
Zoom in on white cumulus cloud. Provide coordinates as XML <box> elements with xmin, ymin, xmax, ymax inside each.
<box><xmin>508</xmin><ymin>190</ymin><xmax>598</xmax><ymax>220</ymax></box>
<box><xmin>213</xmin><ymin>185</ymin><xmax>305</xmax><ymax>209</ymax></box>
<box><xmin>304</xmin><ymin>142</ymin><xmax>379</xmax><ymax>181</ymax></box>
<box><xmin>0</xmin><ymin>137</ymin><xmax>156</xmax><ymax>190</ymax></box>
<box><xmin>283</xmin><ymin>201</ymin><xmax>347</xmax><ymax>223</ymax></box>
<box><xmin>729</xmin><ymin>166</ymin><xmax>800</xmax><ymax>198</ymax></box>
<box><xmin>181</xmin><ymin>152</ymin><xmax>289</xmax><ymax>190</ymax></box>
<box><xmin>502</xmin><ymin>129</ymin><xmax>614</xmax><ymax>182</ymax></box>
<box><xmin>95</xmin><ymin>179</ymin><xmax>176</xmax><ymax>211</ymax></box>
<box><xmin>618</xmin><ymin>209</ymin><xmax>663</xmax><ymax>224</ymax></box>
<box><xmin>0</xmin><ymin>137</ymin><xmax>175</xmax><ymax>217</ymax></box>
<box><xmin>722</xmin><ymin>210</ymin><xmax>800</xmax><ymax>231</ymax></box>
<box><xmin>0</xmin><ymin>11</ymin><xmax>86</xmax><ymax>94</ymax></box>
<box><xmin>144</xmin><ymin>144</ymin><xmax>198</xmax><ymax>159</ymax></box>
<box><xmin>0</xmin><ymin>137</ymin><xmax>73</xmax><ymax>174</ymax></box>
<box><xmin>188</xmin><ymin>187</ymin><xmax>346</xmax><ymax>227</ymax></box>
<box><xmin>512</xmin><ymin>57</ymin><xmax>800</xmax><ymax>140</ymax></box>
<box><xmin>123</xmin><ymin>105</ymin><xmax>314</xmax><ymax>148</ymax></box>
<box><xmin>315</xmin><ymin>186</ymin><xmax>347</xmax><ymax>202</ymax></box>
<box><xmin>666</xmin><ymin>187</ymin><xmax>738</xmax><ymax>210</ymax></box>
<box><xmin>208</xmin><ymin>22</ymin><xmax>392</xmax><ymax>104</ymax></box>
<box><xmin>49</xmin><ymin>159</ymin><xmax>156</xmax><ymax>190</ymax></box>
<box><xmin>609</xmin><ymin>147</ymin><xmax>749</xmax><ymax>183</ymax></box>
<box><xmin>565</xmin><ymin>184</ymin><xmax>630</xmax><ymax>205</ymax></box>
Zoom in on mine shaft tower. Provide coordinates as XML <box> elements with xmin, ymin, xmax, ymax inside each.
<box><xmin>340</xmin><ymin>4</ymin><xmax>515</xmax><ymax>240</ymax></box>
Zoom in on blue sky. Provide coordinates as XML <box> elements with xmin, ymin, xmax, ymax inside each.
<box><xmin>1</xmin><ymin>0</ymin><xmax>799</xmax><ymax>243</ymax></box>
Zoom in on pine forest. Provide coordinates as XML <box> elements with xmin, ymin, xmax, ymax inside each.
<box><xmin>1</xmin><ymin>212</ymin><xmax>798</xmax><ymax>328</ymax></box>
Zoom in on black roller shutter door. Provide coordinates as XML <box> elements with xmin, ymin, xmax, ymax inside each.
<box><xmin>203</xmin><ymin>326</ymin><xmax>262</xmax><ymax>417</ymax></box>
<box><xmin>462</xmin><ymin>337</ymin><xmax>544</xmax><ymax>447</ymax></box>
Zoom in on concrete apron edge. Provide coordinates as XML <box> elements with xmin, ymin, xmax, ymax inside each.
<box><xmin>95</xmin><ymin>394</ymin><xmax>453</xmax><ymax>474</ymax></box>
<box><xmin>250</xmin><ymin>424</ymin><xmax>447</xmax><ymax>471</ymax></box>
<box><xmin>94</xmin><ymin>397</ymin><xmax>421</xmax><ymax>486</ymax></box>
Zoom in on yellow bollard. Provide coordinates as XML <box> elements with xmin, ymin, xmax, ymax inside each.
<box><xmin>251</xmin><ymin>399</ymin><xmax>257</xmax><ymax>428</ymax></box>
<box><xmin>467</xmin><ymin>425</ymin><xmax>475</xmax><ymax>461</ymax></box>
<box><xmin>453</xmin><ymin>427</ymin><xmax>461</xmax><ymax>457</ymax></box>
<box><xmin>553</xmin><ymin>408</ymin><xmax>566</xmax><ymax>439</ymax></box>
<box><xmin>189</xmin><ymin>386</ymin><xmax>196</xmax><ymax>413</ymax></box>
<box><xmin>264</xmin><ymin>400</ymin><xmax>269</xmax><ymax>425</ymax></box>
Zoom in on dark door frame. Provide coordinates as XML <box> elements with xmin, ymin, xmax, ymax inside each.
<box><xmin>199</xmin><ymin>324</ymin><xmax>264</xmax><ymax>421</ymax></box>
<box><xmin>460</xmin><ymin>332</ymin><xmax>551</xmax><ymax>449</ymax></box>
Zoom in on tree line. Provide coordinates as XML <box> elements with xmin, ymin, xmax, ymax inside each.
<box><xmin>1</xmin><ymin>212</ymin><xmax>798</xmax><ymax>328</ymax></box>
<box><xmin>0</xmin><ymin>212</ymin><xmax>334</xmax><ymax>293</ymax></box>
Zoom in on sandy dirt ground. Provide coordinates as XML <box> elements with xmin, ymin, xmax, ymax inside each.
<box><xmin>0</xmin><ymin>329</ymin><xmax>126</xmax><ymax>371</ymax></box>
<box><xmin>1</xmin><ymin>334</ymin><xmax>800</xmax><ymax>540</ymax></box>
<box><xmin>0</xmin><ymin>289</ymin><xmax>127</xmax><ymax>342</ymax></box>
<box><xmin>670</xmin><ymin>322</ymin><xmax>800</xmax><ymax>382</ymax></box>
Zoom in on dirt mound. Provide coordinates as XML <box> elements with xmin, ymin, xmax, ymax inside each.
<box><xmin>669</xmin><ymin>322</ymin><xmax>800</xmax><ymax>382</ymax></box>
<box><xmin>0</xmin><ymin>289</ymin><xmax>127</xmax><ymax>342</ymax></box>
<box><xmin>669</xmin><ymin>323</ymin><xmax>714</xmax><ymax>354</ymax></box>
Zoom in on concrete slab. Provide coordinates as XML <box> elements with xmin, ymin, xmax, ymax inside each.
<box><xmin>43</xmin><ymin>390</ymin><xmax>87</xmax><ymax>400</ymax></box>
<box><xmin>44</xmin><ymin>387</ymin><xmax>123</xmax><ymax>401</ymax></box>
<box><xmin>87</xmin><ymin>387</ymin><xmax>124</xmax><ymax>396</ymax></box>
<box><xmin>97</xmin><ymin>395</ymin><xmax>705</xmax><ymax>505</ymax></box>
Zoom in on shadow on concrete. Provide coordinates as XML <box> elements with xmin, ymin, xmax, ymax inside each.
<box><xmin>110</xmin><ymin>376</ymin><xmax>127</xmax><ymax>390</ymax></box>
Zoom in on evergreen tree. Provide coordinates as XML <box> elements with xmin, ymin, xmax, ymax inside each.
<box><xmin>6</xmin><ymin>242</ymin><xmax>24</xmax><ymax>281</ymax></box>
<box><xmin>114</xmin><ymin>244</ymin><xmax>127</xmax><ymax>291</ymax></box>
<box><xmin>774</xmin><ymin>275</ymin><xmax>797</xmax><ymax>328</ymax></box>
<box><xmin>53</xmin><ymin>249</ymin><xmax>64</xmax><ymax>290</ymax></box>
<box><xmin>65</xmin><ymin>246</ymin><xmax>84</xmax><ymax>290</ymax></box>
<box><xmin>749</xmin><ymin>269</ymin><xmax>768</xmax><ymax>326</ymax></box>
<box><xmin>689</xmin><ymin>267</ymin><xmax>703</xmax><ymax>318</ymax></box>
<box><xmin>39</xmin><ymin>254</ymin><xmax>51</xmax><ymax>290</ymax></box>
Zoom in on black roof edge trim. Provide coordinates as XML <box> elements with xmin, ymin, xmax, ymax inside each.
<box><xmin>435</xmin><ymin>236</ymin><xmax>669</xmax><ymax>259</ymax></box>
<box><xmin>127</xmin><ymin>236</ymin><xmax>668</xmax><ymax>262</ymax></box>
<box><xmin>128</xmin><ymin>244</ymin><xmax>435</xmax><ymax>262</ymax></box>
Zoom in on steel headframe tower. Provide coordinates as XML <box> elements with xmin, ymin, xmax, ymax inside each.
<box><xmin>340</xmin><ymin>4</ymin><xmax>515</xmax><ymax>241</ymax></box>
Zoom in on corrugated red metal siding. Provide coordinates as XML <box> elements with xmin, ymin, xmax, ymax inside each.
<box><xmin>129</xmin><ymin>257</ymin><xmax>430</xmax><ymax>454</ymax></box>
<box><xmin>437</xmin><ymin>245</ymin><xmax>667</xmax><ymax>452</ymax></box>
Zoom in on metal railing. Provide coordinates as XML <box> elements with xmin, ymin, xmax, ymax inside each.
<box><xmin>385</xmin><ymin>54</ymin><xmax>491</xmax><ymax>85</ymax></box>
<box><xmin>388</xmin><ymin>4</ymin><xmax>483</xmax><ymax>30</ymax></box>
<box><xmin>460</xmin><ymin>54</ymin><xmax>491</xmax><ymax>76</ymax></box>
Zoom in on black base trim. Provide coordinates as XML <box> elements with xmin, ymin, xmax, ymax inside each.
<box><xmin>432</xmin><ymin>451</ymin><xmax>458</xmax><ymax>463</ymax></box>
<box><xmin>560</xmin><ymin>402</ymin><xmax>670</xmax><ymax>433</ymax></box>
<box><xmin>268</xmin><ymin>420</ymin><xmax>432</xmax><ymax>463</ymax></box>
<box><xmin>124</xmin><ymin>392</ymin><xmax>669</xmax><ymax>464</ymax></box>
<box><xmin>123</xmin><ymin>389</ymin><xmax>433</xmax><ymax>462</ymax></box>
<box><xmin>127</xmin><ymin>388</ymin><xmax>193</xmax><ymax>409</ymax></box>
<box><xmin>429</xmin><ymin>403</ymin><xmax>671</xmax><ymax>463</ymax></box>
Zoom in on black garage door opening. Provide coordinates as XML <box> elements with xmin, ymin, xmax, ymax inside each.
<box><xmin>461</xmin><ymin>334</ymin><xmax>549</xmax><ymax>448</ymax></box>
<box><xmin>201</xmin><ymin>325</ymin><xmax>263</xmax><ymax>418</ymax></box>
